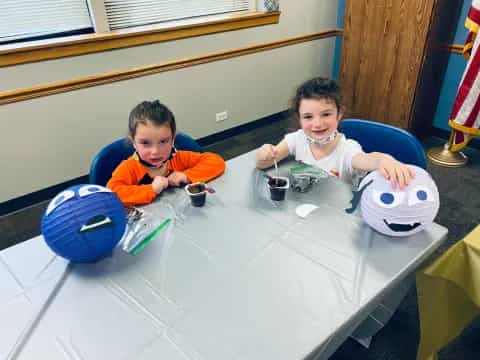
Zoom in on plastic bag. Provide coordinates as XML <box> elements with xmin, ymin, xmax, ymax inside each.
<box><xmin>121</xmin><ymin>206</ymin><xmax>174</xmax><ymax>255</ymax></box>
<box><xmin>288</xmin><ymin>163</ymin><xmax>329</xmax><ymax>192</ymax></box>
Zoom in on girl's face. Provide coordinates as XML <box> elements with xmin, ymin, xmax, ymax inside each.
<box><xmin>132</xmin><ymin>121</ymin><xmax>174</xmax><ymax>167</ymax></box>
<box><xmin>298</xmin><ymin>98</ymin><xmax>342</xmax><ymax>141</ymax></box>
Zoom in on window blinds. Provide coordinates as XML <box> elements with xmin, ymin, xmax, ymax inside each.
<box><xmin>105</xmin><ymin>0</ymin><xmax>253</xmax><ymax>30</ymax></box>
<box><xmin>0</xmin><ymin>0</ymin><xmax>93</xmax><ymax>43</ymax></box>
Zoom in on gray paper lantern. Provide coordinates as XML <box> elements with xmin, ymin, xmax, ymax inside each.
<box><xmin>358</xmin><ymin>166</ymin><xmax>439</xmax><ymax>237</ymax></box>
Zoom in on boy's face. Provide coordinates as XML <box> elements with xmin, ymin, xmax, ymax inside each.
<box><xmin>299</xmin><ymin>98</ymin><xmax>342</xmax><ymax>141</ymax></box>
<box><xmin>132</xmin><ymin>121</ymin><xmax>174</xmax><ymax>167</ymax></box>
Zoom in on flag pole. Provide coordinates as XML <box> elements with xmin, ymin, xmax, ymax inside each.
<box><xmin>427</xmin><ymin>131</ymin><xmax>468</xmax><ymax>167</ymax></box>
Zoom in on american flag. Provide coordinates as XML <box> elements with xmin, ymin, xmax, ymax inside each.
<box><xmin>449</xmin><ymin>0</ymin><xmax>480</xmax><ymax>152</ymax></box>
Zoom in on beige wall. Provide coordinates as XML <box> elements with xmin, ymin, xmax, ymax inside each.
<box><xmin>0</xmin><ymin>0</ymin><xmax>338</xmax><ymax>202</ymax></box>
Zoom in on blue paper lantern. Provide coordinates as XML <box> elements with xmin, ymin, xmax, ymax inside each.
<box><xmin>41</xmin><ymin>184</ymin><xmax>126</xmax><ymax>262</ymax></box>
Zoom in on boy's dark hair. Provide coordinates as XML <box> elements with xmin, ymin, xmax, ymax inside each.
<box><xmin>291</xmin><ymin>77</ymin><xmax>343</xmax><ymax>119</ymax></box>
<box><xmin>128</xmin><ymin>100</ymin><xmax>176</xmax><ymax>138</ymax></box>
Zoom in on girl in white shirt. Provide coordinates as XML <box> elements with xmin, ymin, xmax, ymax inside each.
<box><xmin>256</xmin><ymin>77</ymin><xmax>414</xmax><ymax>189</ymax></box>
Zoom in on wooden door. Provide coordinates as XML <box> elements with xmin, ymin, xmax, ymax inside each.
<box><xmin>339</xmin><ymin>0</ymin><xmax>435</xmax><ymax>129</ymax></box>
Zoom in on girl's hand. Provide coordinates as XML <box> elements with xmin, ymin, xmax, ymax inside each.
<box><xmin>255</xmin><ymin>140</ymin><xmax>289</xmax><ymax>169</ymax></box>
<box><xmin>168</xmin><ymin>171</ymin><xmax>189</xmax><ymax>187</ymax></box>
<box><xmin>378</xmin><ymin>154</ymin><xmax>415</xmax><ymax>189</ymax></box>
<box><xmin>152</xmin><ymin>176</ymin><xmax>169</xmax><ymax>194</ymax></box>
<box><xmin>257</xmin><ymin>144</ymin><xmax>278</xmax><ymax>162</ymax></box>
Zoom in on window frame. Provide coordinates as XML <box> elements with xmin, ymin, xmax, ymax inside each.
<box><xmin>0</xmin><ymin>0</ymin><xmax>95</xmax><ymax>45</ymax></box>
<box><xmin>0</xmin><ymin>1</ymin><xmax>279</xmax><ymax>67</ymax></box>
<box><xmin>100</xmin><ymin>0</ymin><xmax>257</xmax><ymax>31</ymax></box>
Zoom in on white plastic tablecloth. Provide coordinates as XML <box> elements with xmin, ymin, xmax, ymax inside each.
<box><xmin>0</xmin><ymin>151</ymin><xmax>448</xmax><ymax>360</ymax></box>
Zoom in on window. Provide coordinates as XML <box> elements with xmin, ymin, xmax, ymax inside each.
<box><xmin>0</xmin><ymin>0</ymin><xmax>93</xmax><ymax>45</ymax></box>
<box><xmin>0</xmin><ymin>0</ymin><xmax>279</xmax><ymax>67</ymax></box>
<box><xmin>104</xmin><ymin>0</ymin><xmax>256</xmax><ymax>30</ymax></box>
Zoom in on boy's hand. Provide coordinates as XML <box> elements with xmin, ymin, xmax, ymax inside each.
<box><xmin>257</xmin><ymin>144</ymin><xmax>278</xmax><ymax>162</ymax></box>
<box><xmin>168</xmin><ymin>171</ymin><xmax>189</xmax><ymax>187</ymax></box>
<box><xmin>152</xmin><ymin>176</ymin><xmax>169</xmax><ymax>194</ymax></box>
<box><xmin>378</xmin><ymin>154</ymin><xmax>415</xmax><ymax>190</ymax></box>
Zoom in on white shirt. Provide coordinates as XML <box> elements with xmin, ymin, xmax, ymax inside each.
<box><xmin>284</xmin><ymin>130</ymin><xmax>363</xmax><ymax>183</ymax></box>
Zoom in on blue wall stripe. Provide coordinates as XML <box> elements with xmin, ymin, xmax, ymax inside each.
<box><xmin>433</xmin><ymin>0</ymin><xmax>471</xmax><ymax>130</ymax></box>
<box><xmin>332</xmin><ymin>0</ymin><xmax>345</xmax><ymax>80</ymax></box>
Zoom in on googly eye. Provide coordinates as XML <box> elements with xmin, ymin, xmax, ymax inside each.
<box><xmin>372</xmin><ymin>190</ymin><xmax>405</xmax><ymax>208</ymax></box>
<box><xmin>408</xmin><ymin>186</ymin><xmax>434</xmax><ymax>206</ymax></box>
<box><xmin>46</xmin><ymin>190</ymin><xmax>75</xmax><ymax>216</ymax></box>
<box><xmin>78</xmin><ymin>185</ymin><xmax>112</xmax><ymax>198</ymax></box>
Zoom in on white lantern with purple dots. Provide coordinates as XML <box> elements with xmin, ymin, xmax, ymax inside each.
<box><xmin>41</xmin><ymin>184</ymin><xmax>126</xmax><ymax>262</ymax></box>
<box><xmin>356</xmin><ymin>166</ymin><xmax>440</xmax><ymax>237</ymax></box>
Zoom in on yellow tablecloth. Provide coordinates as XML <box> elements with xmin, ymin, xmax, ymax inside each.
<box><xmin>416</xmin><ymin>225</ymin><xmax>480</xmax><ymax>360</ymax></box>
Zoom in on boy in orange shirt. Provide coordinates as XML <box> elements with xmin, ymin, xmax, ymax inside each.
<box><xmin>107</xmin><ymin>100</ymin><xmax>225</xmax><ymax>207</ymax></box>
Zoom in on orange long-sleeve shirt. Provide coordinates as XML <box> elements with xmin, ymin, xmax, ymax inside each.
<box><xmin>107</xmin><ymin>150</ymin><xmax>226</xmax><ymax>207</ymax></box>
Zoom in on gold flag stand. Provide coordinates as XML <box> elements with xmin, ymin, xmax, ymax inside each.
<box><xmin>427</xmin><ymin>131</ymin><xmax>468</xmax><ymax>167</ymax></box>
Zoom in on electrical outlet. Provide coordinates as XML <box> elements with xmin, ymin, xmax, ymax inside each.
<box><xmin>215</xmin><ymin>111</ymin><xmax>228</xmax><ymax>122</ymax></box>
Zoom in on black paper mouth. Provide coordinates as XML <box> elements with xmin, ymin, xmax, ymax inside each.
<box><xmin>383</xmin><ymin>219</ymin><xmax>421</xmax><ymax>232</ymax></box>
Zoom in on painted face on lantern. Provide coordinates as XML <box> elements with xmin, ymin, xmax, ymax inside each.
<box><xmin>358</xmin><ymin>166</ymin><xmax>439</xmax><ymax>237</ymax></box>
<box><xmin>41</xmin><ymin>185</ymin><xmax>126</xmax><ymax>262</ymax></box>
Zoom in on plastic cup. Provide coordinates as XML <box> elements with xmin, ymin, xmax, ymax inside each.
<box><xmin>267</xmin><ymin>176</ymin><xmax>289</xmax><ymax>201</ymax></box>
<box><xmin>185</xmin><ymin>182</ymin><xmax>207</xmax><ymax>207</ymax></box>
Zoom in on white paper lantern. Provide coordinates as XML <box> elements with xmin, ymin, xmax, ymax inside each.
<box><xmin>359</xmin><ymin>166</ymin><xmax>439</xmax><ymax>237</ymax></box>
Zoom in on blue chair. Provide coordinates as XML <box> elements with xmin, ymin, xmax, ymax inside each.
<box><xmin>339</xmin><ymin>119</ymin><xmax>427</xmax><ymax>169</ymax></box>
<box><xmin>89</xmin><ymin>132</ymin><xmax>203</xmax><ymax>186</ymax></box>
